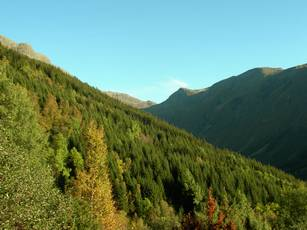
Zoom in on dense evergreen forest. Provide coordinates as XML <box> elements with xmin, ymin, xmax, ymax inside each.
<box><xmin>1</xmin><ymin>43</ymin><xmax>307</xmax><ymax>229</ymax></box>
<box><xmin>146</xmin><ymin>67</ymin><xmax>307</xmax><ymax>180</ymax></box>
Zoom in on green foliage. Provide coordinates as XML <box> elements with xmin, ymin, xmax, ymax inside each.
<box><xmin>0</xmin><ymin>70</ymin><xmax>98</xmax><ymax>229</ymax></box>
<box><xmin>0</xmin><ymin>140</ymin><xmax>72</xmax><ymax>229</ymax></box>
<box><xmin>0</xmin><ymin>73</ymin><xmax>69</xmax><ymax>229</ymax></box>
<box><xmin>274</xmin><ymin>186</ymin><xmax>307</xmax><ymax>229</ymax></box>
<box><xmin>146</xmin><ymin>67</ymin><xmax>307</xmax><ymax>180</ymax></box>
<box><xmin>0</xmin><ymin>69</ymin><xmax>44</xmax><ymax>152</ymax></box>
<box><xmin>0</xmin><ymin>43</ymin><xmax>306</xmax><ymax>229</ymax></box>
<box><xmin>128</xmin><ymin>121</ymin><xmax>141</xmax><ymax>140</ymax></box>
<box><xmin>181</xmin><ymin>168</ymin><xmax>203</xmax><ymax>207</ymax></box>
<box><xmin>227</xmin><ymin>191</ymin><xmax>272</xmax><ymax>230</ymax></box>
<box><xmin>146</xmin><ymin>200</ymin><xmax>181</xmax><ymax>229</ymax></box>
<box><xmin>70</xmin><ymin>147</ymin><xmax>84</xmax><ymax>171</ymax></box>
<box><xmin>53</xmin><ymin>133</ymin><xmax>71</xmax><ymax>186</ymax></box>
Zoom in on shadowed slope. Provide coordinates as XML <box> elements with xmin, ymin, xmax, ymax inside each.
<box><xmin>146</xmin><ymin>66</ymin><xmax>307</xmax><ymax>179</ymax></box>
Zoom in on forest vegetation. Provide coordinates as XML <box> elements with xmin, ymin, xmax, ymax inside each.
<box><xmin>0</xmin><ymin>43</ymin><xmax>307</xmax><ymax>229</ymax></box>
<box><xmin>146</xmin><ymin>66</ymin><xmax>307</xmax><ymax>180</ymax></box>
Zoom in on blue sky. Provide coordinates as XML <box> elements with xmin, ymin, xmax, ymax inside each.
<box><xmin>1</xmin><ymin>0</ymin><xmax>307</xmax><ymax>102</ymax></box>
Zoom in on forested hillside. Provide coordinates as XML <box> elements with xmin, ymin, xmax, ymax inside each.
<box><xmin>0</xmin><ymin>35</ymin><xmax>154</xmax><ymax>109</ymax></box>
<box><xmin>0</xmin><ymin>35</ymin><xmax>51</xmax><ymax>63</ymax></box>
<box><xmin>146</xmin><ymin>67</ymin><xmax>307</xmax><ymax>180</ymax></box>
<box><xmin>1</xmin><ymin>44</ymin><xmax>307</xmax><ymax>229</ymax></box>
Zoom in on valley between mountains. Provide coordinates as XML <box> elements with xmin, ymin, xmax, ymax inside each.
<box><xmin>1</xmin><ymin>37</ymin><xmax>307</xmax><ymax>229</ymax></box>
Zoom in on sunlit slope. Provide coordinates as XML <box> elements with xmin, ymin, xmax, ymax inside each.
<box><xmin>0</xmin><ymin>44</ymin><xmax>304</xmax><ymax>226</ymax></box>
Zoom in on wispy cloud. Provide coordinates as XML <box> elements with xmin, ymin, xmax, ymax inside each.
<box><xmin>129</xmin><ymin>77</ymin><xmax>189</xmax><ymax>103</ymax></box>
<box><xmin>161</xmin><ymin>78</ymin><xmax>188</xmax><ymax>91</ymax></box>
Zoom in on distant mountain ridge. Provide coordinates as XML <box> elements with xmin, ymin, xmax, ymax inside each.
<box><xmin>105</xmin><ymin>91</ymin><xmax>155</xmax><ymax>108</ymax></box>
<box><xmin>177</xmin><ymin>88</ymin><xmax>207</xmax><ymax>96</ymax></box>
<box><xmin>3</xmin><ymin>42</ymin><xmax>306</xmax><ymax>228</ymax></box>
<box><xmin>0</xmin><ymin>34</ymin><xmax>155</xmax><ymax>108</ymax></box>
<box><xmin>0</xmin><ymin>35</ymin><xmax>51</xmax><ymax>63</ymax></box>
<box><xmin>146</xmin><ymin>65</ymin><xmax>307</xmax><ymax>179</ymax></box>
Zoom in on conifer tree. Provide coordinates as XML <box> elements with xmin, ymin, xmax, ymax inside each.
<box><xmin>73</xmin><ymin>121</ymin><xmax>119</xmax><ymax>229</ymax></box>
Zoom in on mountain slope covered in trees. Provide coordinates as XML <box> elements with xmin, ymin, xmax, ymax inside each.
<box><xmin>146</xmin><ymin>66</ymin><xmax>307</xmax><ymax>180</ymax></box>
<box><xmin>0</xmin><ymin>35</ymin><xmax>155</xmax><ymax>109</ymax></box>
<box><xmin>0</xmin><ymin>34</ymin><xmax>51</xmax><ymax>63</ymax></box>
<box><xmin>1</xmin><ymin>44</ymin><xmax>307</xmax><ymax>229</ymax></box>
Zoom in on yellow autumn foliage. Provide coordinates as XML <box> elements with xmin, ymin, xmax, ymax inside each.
<box><xmin>74</xmin><ymin>121</ymin><xmax>126</xmax><ymax>229</ymax></box>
